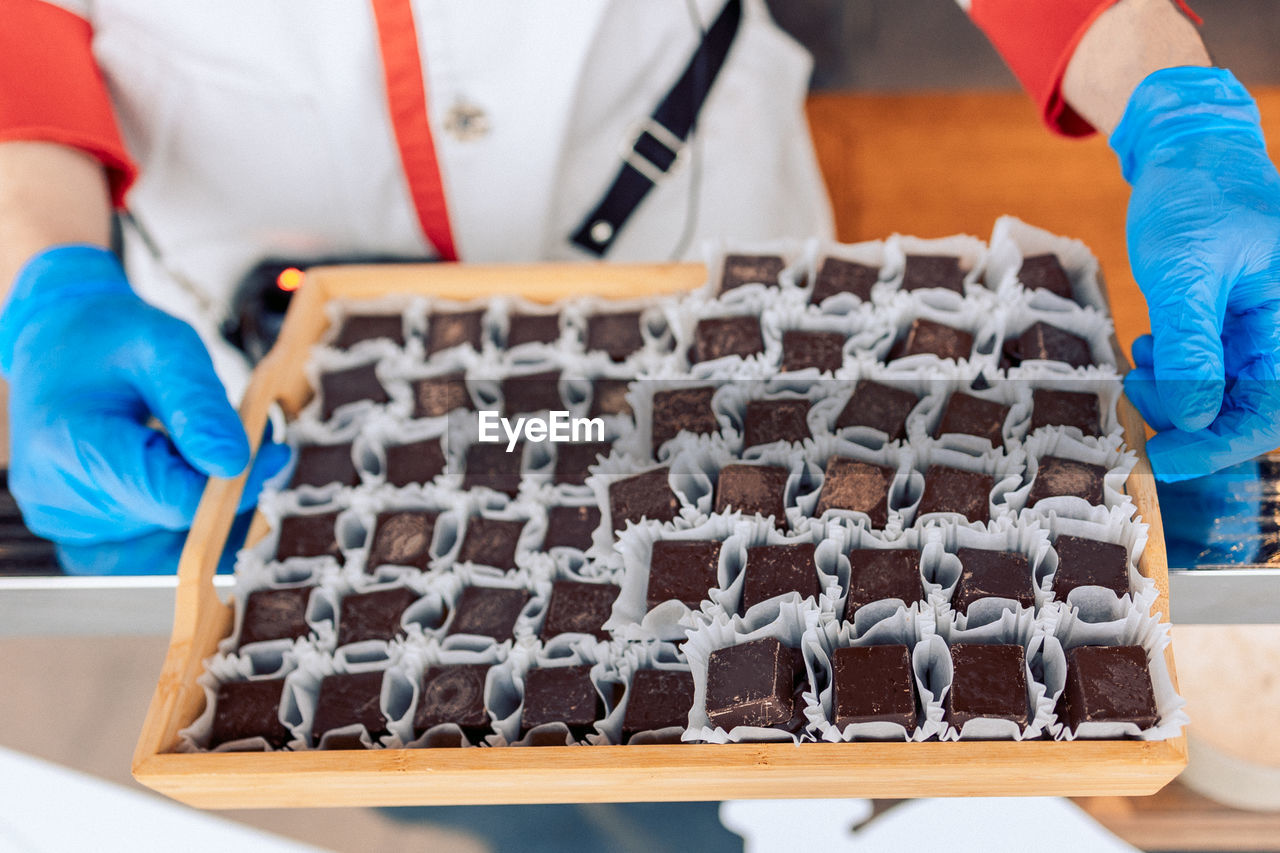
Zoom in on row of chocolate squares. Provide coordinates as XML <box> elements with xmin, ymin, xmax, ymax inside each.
<box><xmin>718</xmin><ymin>250</ymin><xmax>1083</xmax><ymax>307</ymax></box>
<box><xmin>237</xmin><ymin>531</ymin><xmax>1128</xmax><ymax>653</ymax></box>
<box><xmin>311</xmin><ymin>315</ymin><xmax>1101</xmax><ymax>425</ymax></box>
<box><xmin>207</xmin><ymin>657</ymin><xmax>689</xmax><ymax>751</ymax></box>
<box><xmin>328</xmin><ymin>302</ymin><xmax>658</xmax><ymax>364</ymax></box>
<box><xmin>268</xmin><ymin>450</ymin><xmax>1115</xmax><ymax>577</ymax></box>
<box><xmin>205</xmin><ymin>634</ymin><xmax>1158</xmax><ymax>751</ymax></box>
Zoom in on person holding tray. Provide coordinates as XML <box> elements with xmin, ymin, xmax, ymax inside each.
<box><xmin>0</xmin><ymin>3</ymin><xmax>1275</xmax><ymax>569</ymax></box>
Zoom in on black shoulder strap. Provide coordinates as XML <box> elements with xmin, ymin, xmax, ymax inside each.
<box><xmin>570</xmin><ymin>0</ymin><xmax>743</xmax><ymax>257</ymax></box>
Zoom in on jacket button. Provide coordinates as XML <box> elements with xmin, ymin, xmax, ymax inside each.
<box><xmin>444</xmin><ymin>100</ymin><xmax>490</xmax><ymax>141</ymax></box>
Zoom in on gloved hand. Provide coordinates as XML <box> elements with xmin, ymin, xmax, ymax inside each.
<box><xmin>0</xmin><ymin>245</ymin><xmax>289</xmax><ymax>572</ymax></box>
<box><xmin>1113</xmin><ymin>66</ymin><xmax>1280</xmax><ymax>482</ymax></box>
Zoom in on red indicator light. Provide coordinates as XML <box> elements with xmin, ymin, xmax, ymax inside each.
<box><xmin>277</xmin><ymin>267</ymin><xmax>304</xmax><ymax>292</ymax></box>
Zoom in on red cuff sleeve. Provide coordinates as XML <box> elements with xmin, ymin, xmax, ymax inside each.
<box><xmin>0</xmin><ymin>0</ymin><xmax>137</xmax><ymax>206</ymax></box>
<box><xmin>969</xmin><ymin>0</ymin><xmax>1201</xmax><ymax>138</ymax></box>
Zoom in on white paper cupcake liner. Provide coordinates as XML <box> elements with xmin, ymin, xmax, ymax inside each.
<box><xmin>1015</xmin><ymin>366</ymin><xmax>1126</xmax><ymax>443</ymax></box>
<box><xmin>883</xmin><ymin>233</ymin><xmax>991</xmax><ymax>308</ymax></box>
<box><xmin>435</xmin><ymin>564</ymin><xmax>546</xmax><ymax>653</ymax></box>
<box><xmin>1006</xmin><ymin>428</ymin><xmax>1136</xmax><ymax>521</ymax></box>
<box><xmin>909</xmin><ymin>438</ymin><xmax>1027</xmax><ymax>527</ymax></box>
<box><xmin>712</xmin><ymin>376</ymin><xmax>840</xmax><ymax>458</ymax></box>
<box><xmin>796</xmin><ymin>237</ymin><xmax>892</xmax><ymax>315</ymax></box>
<box><xmin>284</xmin><ymin>642</ymin><xmax>416</xmax><ymax>749</ymax></box>
<box><xmin>219</xmin><ymin>552</ymin><xmax>340</xmax><ymax>656</ymax></box>
<box><xmin>177</xmin><ymin>647</ymin><xmax>303</xmax><ymax>752</ymax></box>
<box><xmin>584</xmin><ymin>450</ymin><xmax>711</xmax><ymax>538</ymax></box>
<box><xmin>807</xmin><ymin>364</ymin><xmax>949</xmax><ymax>450</ymax></box>
<box><xmin>616</xmin><ymin>641</ymin><xmax>694</xmax><ymax>744</ymax></box>
<box><xmin>997</xmin><ymin>298</ymin><xmax>1118</xmax><ymax>376</ymax></box>
<box><xmin>616</xmin><ymin>376</ymin><xmax>740</xmax><ymax>462</ymax></box>
<box><xmin>819</xmin><ymin>519</ymin><xmax>940</xmax><ymax>636</ymax></box>
<box><xmin>397</xmin><ymin>640</ymin><xmax>509</xmax><ymax>748</ymax></box>
<box><xmin>760</xmin><ymin>299</ymin><xmax>867</xmax><ymax>378</ymax></box>
<box><xmin>908</xmin><ymin>374</ymin><xmax>1034</xmax><ymax>456</ymax></box>
<box><xmin>669</xmin><ymin>440</ymin><xmax>822</xmax><ymax>533</ymax></box>
<box><xmin>794</xmin><ymin>434</ymin><xmax>921</xmax><ymax>536</ymax></box>
<box><xmin>1041</xmin><ymin>602</ymin><xmax>1188</xmax><ymax>741</ymax></box>
<box><xmin>300</xmin><ymin>340</ymin><xmax>401</xmax><ymax>427</ymax></box>
<box><xmin>986</xmin><ymin>216</ymin><xmax>1107</xmax><ymax>314</ymax></box>
<box><xmin>862</xmin><ymin>290</ymin><xmax>1001</xmax><ymax>374</ymax></box>
<box><xmin>562</xmin><ymin>294</ymin><xmax>679</xmax><ymax>373</ymax></box>
<box><xmin>682</xmin><ymin>599</ymin><xmax>822</xmax><ymax>744</ymax></box>
<box><xmin>701</xmin><ymin>236</ymin><xmax>809</xmax><ymax>303</ymax></box>
<box><xmin>319</xmin><ymin>294</ymin><xmax>423</xmax><ymax>358</ymax></box>
<box><xmin>801</xmin><ymin>606</ymin><xmax>946</xmax><ymax>742</ymax></box>
<box><xmin>664</xmin><ymin>289</ymin><xmax>783</xmax><ymax>378</ymax></box>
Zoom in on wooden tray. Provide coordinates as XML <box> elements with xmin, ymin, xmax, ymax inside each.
<box><xmin>132</xmin><ymin>262</ymin><xmax>1186</xmax><ymax>808</ymax></box>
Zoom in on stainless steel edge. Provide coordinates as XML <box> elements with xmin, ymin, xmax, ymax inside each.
<box><xmin>0</xmin><ymin>575</ymin><xmax>235</xmax><ymax>637</ymax></box>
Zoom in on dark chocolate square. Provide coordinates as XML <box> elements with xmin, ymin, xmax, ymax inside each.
<box><xmin>834</xmin><ymin>380</ymin><xmax>918</xmax><ymax>440</ymax></box>
<box><xmin>715</xmin><ymin>464</ymin><xmax>789</xmax><ymax>527</ymax></box>
<box><xmin>1018</xmin><ymin>253</ymin><xmax>1073</xmax><ymax>300</ymax></box>
<box><xmin>1009</xmin><ymin>321</ymin><xmax>1093</xmax><ymax>368</ymax></box>
<box><xmin>411</xmin><ymin>371</ymin><xmax>472</xmax><ymax>419</ymax></box>
<box><xmin>917</xmin><ymin>466</ymin><xmax>993</xmax><ymax>523</ymax></box>
<box><xmin>815</xmin><ymin>456</ymin><xmax>894</xmax><ymax>526</ymax></box>
<box><xmin>690</xmin><ymin>316</ymin><xmax>763</xmax><ymax>364</ymax></box>
<box><xmin>902</xmin><ymin>255</ymin><xmax>966</xmax><ymax>293</ymax></box>
<box><xmin>368</xmin><ymin>510</ymin><xmax>438</xmax><ymax>572</ymax></box>
<box><xmin>502</xmin><ymin>369</ymin><xmax>562</xmax><ymax>416</ymax></box>
<box><xmin>1027</xmin><ymin>455</ymin><xmax>1106</xmax><ymax>507</ymax></box>
<box><xmin>506</xmin><ymin>312</ymin><xmax>560</xmax><ymax>347</ymax></box>
<box><xmin>553</xmin><ymin>441</ymin><xmax>612</xmax><ymax>486</ymax></box>
<box><xmin>590</xmin><ymin>378</ymin><xmax>632</xmax><ymax>418</ymax></box>
<box><xmin>1030</xmin><ymin>389</ymin><xmax>1101</xmax><ymax>436</ymax></box>
<box><xmin>889</xmin><ymin>318</ymin><xmax>974</xmax><ymax>363</ymax></box>
<box><xmin>543</xmin><ymin>505</ymin><xmax>601</xmax><ymax>551</ymax></box>
<box><xmin>290</xmin><ymin>443</ymin><xmax>359</xmax><ymax>489</ymax></box>
<box><xmin>647</xmin><ymin>540</ymin><xmax>721</xmax><ymax>610</ymax></box>
<box><xmin>540</xmin><ymin>580</ymin><xmax>620</xmax><ymax>641</ymax></box>
<box><xmin>741</xmin><ymin>543</ymin><xmax>820</xmax><ymax>613</ymax></box>
<box><xmin>447</xmin><ymin>586</ymin><xmax>530</xmax><ymax>642</ymax></box>
<box><xmin>951</xmin><ymin>548</ymin><xmax>1034</xmax><ymax>614</ymax></box>
<box><xmin>427</xmin><ymin>308</ymin><xmax>484</xmax><ymax>354</ymax></box>
<box><xmin>623</xmin><ymin>669</ymin><xmax>695</xmax><ymax>736</ymax></box>
<box><xmin>414</xmin><ymin>664</ymin><xmax>492</xmax><ymax>741</ymax></box>
<box><xmin>383</xmin><ymin>437</ymin><xmax>447</xmax><ymax>488</ymax></box>
<box><xmin>652</xmin><ymin>386</ymin><xmax>719</xmax><ymax>453</ymax></box>
<box><xmin>720</xmin><ymin>253</ymin><xmax>785</xmax><ymax>292</ymax></box>
<box><xmin>457</xmin><ymin>516</ymin><xmax>526</xmax><ymax>571</ymax></box>
<box><xmin>210</xmin><ymin>679</ymin><xmax>292</xmax><ymax>749</ymax></box>
<box><xmin>812</xmin><ymin>257</ymin><xmax>878</xmax><ymax>304</ymax></box>
<box><xmin>332</xmin><ymin>314</ymin><xmax>404</xmax><ymax>349</ymax></box>
<box><xmin>781</xmin><ymin>330</ymin><xmax>846</xmax><ymax>373</ymax></box>
<box><xmin>608</xmin><ymin>468</ymin><xmax>681</xmax><ymax>533</ymax></box>
<box><xmin>945</xmin><ymin>643</ymin><xmax>1029</xmax><ymax>731</ymax></box>
<box><xmin>743</xmin><ymin>399</ymin><xmax>811</xmax><ymax>449</ymax></box>
<box><xmin>845</xmin><ymin>549</ymin><xmax>924</xmax><ymax>621</ymax></box>
<box><xmin>311</xmin><ymin>670</ymin><xmax>388</xmax><ymax>745</ymax></box>
<box><xmin>587</xmin><ymin>310</ymin><xmax>644</xmax><ymax>362</ymax></box>
<box><xmin>705</xmin><ymin>637</ymin><xmax>793</xmax><ymax>729</ymax></box>
<box><xmin>934</xmin><ymin>392</ymin><xmax>1010</xmax><ymax>447</ymax></box>
<box><xmin>275</xmin><ymin>512</ymin><xmax>343</xmax><ymax>563</ymax></box>
<box><xmin>239</xmin><ymin>587</ymin><xmax>314</xmax><ymax>647</ymax></box>
<box><xmin>521</xmin><ymin>664</ymin><xmax>603</xmax><ymax>738</ymax></box>
<box><xmin>462</xmin><ymin>442</ymin><xmax>523</xmax><ymax>498</ymax></box>
<box><xmin>1051</xmin><ymin>535</ymin><xmax>1129</xmax><ymax>600</ymax></box>
<box><xmin>320</xmin><ymin>362</ymin><xmax>387</xmax><ymax>420</ymax></box>
<box><xmin>337</xmin><ymin>586</ymin><xmax>418</xmax><ymax>646</ymax></box>
<box><xmin>1059</xmin><ymin>645</ymin><xmax>1158</xmax><ymax>731</ymax></box>
<box><xmin>832</xmin><ymin>644</ymin><xmax>918</xmax><ymax>730</ymax></box>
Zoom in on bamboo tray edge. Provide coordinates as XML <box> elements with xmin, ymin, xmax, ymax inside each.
<box><xmin>132</xmin><ymin>262</ymin><xmax>1187</xmax><ymax>809</ymax></box>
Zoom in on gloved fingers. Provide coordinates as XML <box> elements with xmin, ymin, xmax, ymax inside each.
<box><xmin>1130</xmin><ymin>334</ymin><xmax>1155</xmax><ymax>369</ymax></box>
<box><xmin>55</xmin><ymin>527</ymin><xmax>187</xmax><ymax>576</ymax></box>
<box><xmin>132</xmin><ymin>317</ymin><xmax>251</xmax><ymax>480</ymax></box>
<box><xmin>1148</xmin><ymin>294</ymin><xmax>1226</xmax><ymax>432</ymax></box>
<box><xmin>1123</xmin><ymin>366</ymin><xmax>1177</xmax><ymax>432</ymax></box>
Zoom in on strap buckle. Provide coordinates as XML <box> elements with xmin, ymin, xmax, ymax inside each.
<box><xmin>620</xmin><ymin>118</ymin><xmax>686</xmax><ymax>185</ymax></box>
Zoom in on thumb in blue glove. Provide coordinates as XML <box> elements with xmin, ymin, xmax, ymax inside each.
<box><xmin>1113</xmin><ymin>67</ymin><xmax>1280</xmax><ymax>482</ymax></box>
<box><xmin>0</xmin><ymin>245</ymin><xmax>289</xmax><ymax>557</ymax></box>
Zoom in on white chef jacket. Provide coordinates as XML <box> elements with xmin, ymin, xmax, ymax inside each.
<box><xmin>45</xmin><ymin>0</ymin><xmax>834</xmax><ymax>396</ymax></box>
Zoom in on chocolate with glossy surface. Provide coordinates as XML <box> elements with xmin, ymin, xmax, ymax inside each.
<box><xmin>210</xmin><ymin>679</ymin><xmax>292</xmax><ymax>749</ymax></box>
<box><xmin>553</xmin><ymin>441</ymin><xmax>612</xmax><ymax>486</ymax></box>
<box><xmin>311</xmin><ymin>670</ymin><xmax>388</xmax><ymax>745</ymax></box>
<box><xmin>811</xmin><ymin>257</ymin><xmax>878</xmax><ymax>304</ymax></box>
<box><xmin>781</xmin><ymin>330</ymin><xmax>845</xmax><ymax>373</ymax></box>
<box><xmin>462</xmin><ymin>442</ymin><xmax>523</xmax><ymax>498</ymax></box>
<box><xmin>715</xmin><ymin>463</ymin><xmax>788</xmax><ymax>527</ymax></box>
<box><xmin>951</xmin><ymin>548</ymin><xmax>1034</xmax><ymax>614</ymax></box>
<box><xmin>1030</xmin><ymin>388</ymin><xmax>1102</xmax><ymax>436</ymax></box>
<box><xmin>902</xmin><ymin>255</ymin><xmax>965</xmax><ymax>293</ymax></box>
<box><xmin>457</xmin><ymin>516</ymin><xmax>526</xmax><ymax>571</ymax></box>
<box><xmin>275</xmin><ymin>512</ymin><xmax>343</xmax><ymax>562</ymax></box>
<box><xmin>1051</xmin><ymin>535</ymin><xmax>1129</xmax><ymax>599</ymax></box>
<box><xmin>1059</xmin><ymin>645</ymin><xmax>1158</xmax><ymax>731</ymax></box>
<box><xmin>623</xmin><ymin>669</ymin><xmax>695</xmax><ymax>737</ymax></box>
<box><xmin>1009</xmin><ymin>321</ymin><xmax>1093</xmax><ymax>368</ymax></box>
<box><xmin>832</xmin><ymin>644</ymin><xmax>919</xmax><ymax>730</ymax></box>
<box><xmin>720</xmin><ymin>253</ymin><xmax>785</xmax><ymax>292</ymax></box>
<box><xmin>834</xmin><ymin>380</ymin><xmax>918</xmax><ymax>440</ymax></box>
<box><xmin>743</xmin><ymin>399</ymin><xmax>811</xmax><ymax>449</ymax></box>
<box><xmin>1018</xmin><ymin>253</ymin><xmax>1073</xmax><ymax>300</ymax></box>
<box><xmin>647</xmin><ymin>539</ymin><xmax>721</xmax><ymax>610</ymax></box>
<box><xmin>543</xmin><ymin>505</ymin><xmax>601</xmax><ymax>551</ymax></box>
<box><xmin>945</xmin><ymin>643</ymin><xmax>1029</xmax><ymax>731</ymax></box>
<box><xmin>741</xmin><ymin>544</ymin><xmax>821</xmax><ymax>613</ymax></box>
<box><xmin>934</xmin><ymin>392</ymin><xmax>1009</xmax><ymax>447</ymax></box>
<box><xmin>540</xmin><ymin>580</ymin><xmax>620</xmax><ymax>641</ymax></box>
<box><xmin>651</xmin><ymin>386</ymin><xmax>718</xmax><ymax>453</ymax></box>
<box><xmin>889</xmin><ymin>318</ymin><xmax>974</xmax><ymax>363</ymax></box>
<box><xmin>917</xmin><ymin>466</ymin><xmax>994</xmax><ymax>523</ymax></box>
<box><xmin>521</xmin><ymin>664</ymin><xmax>602</xmax><ymax>739</ymax></box>
<box><xmin>414</xmin><ymin>664</ymin><xmax>492</xmax><ymax>741</ymax></box>
<box><xmin>447</xmin><ymin>586</ymin><xmax>530</xmax><ymax>642</ymax></box>
<box><xmin>239</xmin><ymin>587</ymin><xmax>314</xmax><ymax>647</ymax></box>
<box><xmin>608</xmin><ymin>468</ymin><xmax>681</xmax><ymax>533</ymax></box>
<box><xmin>332</xmin><ymin>314</ymin><xmax>404</xmax><ymax>349</ymax></box>
<box><xmin>1027</xmin><ymin>455</ymin><xmax>1106</xmax><ymax>507</ymax></box>
<box><xmin>705</xmin><ymin>637</ymin><xmax>793</xmax><ymax>730</ymax></box>
<box><xmin>814</xmin><ymin>457</ymin><xmax>894</xmax><ymax>526</ymax></box>
<box><xmin>690</xmin><ymin>316</ymin><xmax>763</xmax><ymax>364</ymax></box>
<box><xmin>368</xmin><ymin>510</ymin><xmax>437</xmax><ymax>571</ymax></box>
<box><xmin>506</xmin><ymin>312</ymin><xmax>560</xmax><ymax>347</ymax></box>
<box><xmin>845</xmin><ymin>549</ymin><xmax>924</xmax><ymax>620</ymax></box>
<box><xmin>337</xmin><ymin>586</ymin><xmax>418</xmax><ymax>646</ymax></box>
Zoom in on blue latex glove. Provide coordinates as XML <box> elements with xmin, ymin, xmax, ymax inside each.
<box><xmin>0</xmin><ymin>245</ymin><xmax>289</xmax><ymax>570</ymax></box>
<box><xmin>1113</xmin><ymin>67</ymin><xmax>1280</xmax><ymax>482</ymax></box>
